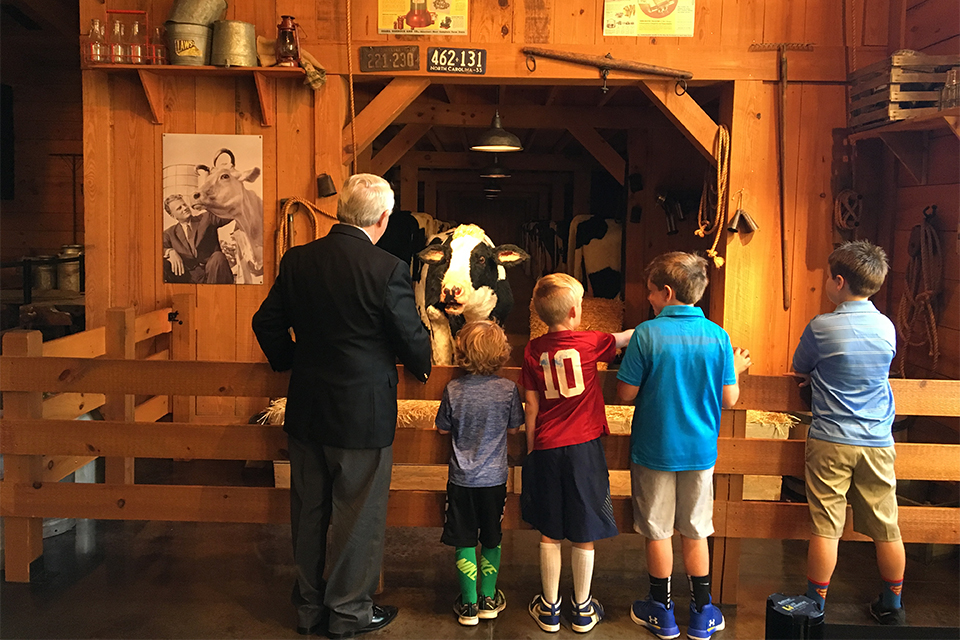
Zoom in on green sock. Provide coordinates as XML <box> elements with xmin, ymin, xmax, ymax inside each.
<box><xmin>456</xmin><ymin>547</ymin><xmax>478</xmax><ymax>603</ymax></box>
<box><xmin>479</xmin><ymin>545</ymin><xmax>502</xmax><ymax>598</ymax></box>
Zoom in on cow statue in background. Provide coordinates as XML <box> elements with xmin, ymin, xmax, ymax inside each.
<box><xmin>193</xmin><ymin>149</ymin><xmax>264</xmax><ymax>284</ymax></box>
<box><xmin>415</xmin><ymin>223</ymin><xmax>529</xmax><ymax>365</ymax></box>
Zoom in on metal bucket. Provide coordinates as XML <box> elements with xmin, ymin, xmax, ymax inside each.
<box><xmin>168</xmin><ymin>0</ymin><xmax>227</xmax><ymax>27</ymax></box>
<box><xmin>166</xmin><ymin>21</ymin><xmax>212</xmax><ymax>66</ymax></box>
<box><xmin>210</xmin><ymin>21</ymin><xmax>257</xmax><ymax>67</ymax></box>
<box><xmin>57</xmin><ymin>244</ymin><xmax>83</xmax><ymax>292</ymax></box>
<box><xmin>32</xmin><ymin>256</ymin><xmax>56</xmax><ymax>290</ymax></box>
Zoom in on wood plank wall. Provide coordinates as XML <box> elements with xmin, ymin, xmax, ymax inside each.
<box><xmin>0</xmin><ymin>5</ymin><xmax>83</xmax><ymax>272</ymax></box>
<box><xmin>66</xmin><ymin>0</ymin><xmax>948</xmax><ymax>423</ymax></box>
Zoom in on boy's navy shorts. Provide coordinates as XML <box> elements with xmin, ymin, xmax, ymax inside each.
<box><xmin>520</xmin><ymin>437</ymin><xmax>618</xmax><ymax>543</ymax></box>
<box><xmin>441</xmin><ymin>482</ymin><xmax>507</xmax><ymax>548</ymax></box>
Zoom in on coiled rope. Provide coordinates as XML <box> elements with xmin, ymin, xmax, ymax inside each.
<box><xmin>276</xmin><ymin>197</ymin><xmax>337</xmax><ymax>277</ymax></box>
<box><xmin>833</xmin><ymin>189</ymin><xmax>862</xmax><ymax>235</ymax></box>
<box><xmin>895</xmin><ymin>207</ymin><xmax>942</xmax><ymax>377</ymax></box>
<box><xmin>696</xmin><ymin>124</ymin><xmax>730</xmax><ymax>268</ymax></box>
<box><xmin>346</xmin><ymin>0</ymin><xmax>358</xmax><ymax>174</ymax></box>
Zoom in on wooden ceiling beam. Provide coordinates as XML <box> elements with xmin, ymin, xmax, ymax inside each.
<box><xmin>342</xmin><ymin>77</ymin><xmax>430</xmax><ymax>165</ymax></box>
<box><xmin>567</xmin><ymin>124</ymin><xmax>625</xmax><ymax>185</ymax></box>
<box><xmin>370</xmin><ymin>124</ymin><xmax>433</xmax><ymax>177</ymax></box>
<box><xmin>425</xmin><ymin>129</ymin><xmax>445</xmax><ymax>152</ymax></box>
<box><xmin>639</xmin><ymin>80</ymin><xmax>719</xmax><ymax>166</ymax></box>
<box><xmin>406</xmin><ymin>151</ymin><xmax>594</xmax><ymax>172</ymax></box>
<box><xmin>597</xmin><ymin>86</ymin><xmax>621</xmax><ymax>107</ymax></box>
<box><xmin>395</xmin><ymin>103</ymin><xmax>643</xmax><ymax>129</ymax></box>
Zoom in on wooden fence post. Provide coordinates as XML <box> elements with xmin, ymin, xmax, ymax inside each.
<box><xmin>712</xmin><ymin>409</ymin><xmax>747</xmax><ymax>604</ymax></box>
<box><xmin>171</xmin><ymin>293</ymin><xmax>196</xmax><ymax>424</ymax></box>
<box><xmin>2</xmin><ymin>331</ymin><xmax>45</xmax><ymax>582</ymax></box>
<box><xmin>103</xmin><ymin>307</ymin><xmax>136</xmax><ymax>484</ymax></box>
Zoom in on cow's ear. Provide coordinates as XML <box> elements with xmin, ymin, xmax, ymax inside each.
<box><xmin>493</xmin><ymin>244</ymin><xmax>530</xmax><ymax>267</ymax></box>
<box><xmin>417</xmin><ymin>245</ymin><xmax>447</xmax><ymax>265</ymax></box>
<box><xmin>239</xmin><ymin>167</ymin><xmax>261</xmax><ymax>184</ymax></box>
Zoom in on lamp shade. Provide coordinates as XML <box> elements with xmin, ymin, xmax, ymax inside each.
<box><xmin>470</xmin><ymin>110</ymin><xmax>523</xmax><ymax>152</ymax></box>
<box><xmin>479</xmin><ymin>158</ymin><xmax>511</xmax><ymax>179</ymax></box>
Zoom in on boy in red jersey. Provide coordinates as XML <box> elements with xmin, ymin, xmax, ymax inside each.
<box><xmin>520</xmin><ymin>273</ymin><xmax>633</xmax><ymax>634</ymax></box>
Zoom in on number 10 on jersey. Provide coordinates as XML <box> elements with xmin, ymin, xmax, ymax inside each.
<box><xmin>540</xmin><ymin>350</ymin><xmax>585</xmax><ymax>399</ymax></box>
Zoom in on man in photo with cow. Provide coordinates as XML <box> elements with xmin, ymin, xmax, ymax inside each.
<box><xmin>161</xmin><ymin>193</ymin><xmax>234</xmax><ymax>284</ymax></box>
<box><xmin>252</xmin><ymin>173</ymin><xmax>432</xmax><ymax>639</ymax></box>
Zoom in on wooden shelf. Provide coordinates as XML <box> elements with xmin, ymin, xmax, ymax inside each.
<box><xmin>848</xmin><ymin>107</ymin><xmax>959</xmax><ymax>184</ymax></box>
<box><xmin>84</xmin><ymin>64</ymin><xmax>306</xmax><ymax>127</ymax></box>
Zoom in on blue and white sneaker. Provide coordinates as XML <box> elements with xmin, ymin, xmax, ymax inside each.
<box><xmin>630</xmin><ymin>597</ymin><xmax>680</xmax><ymax>640</ymax></box>
<box><xmin>529</xmin><ymin>594</ymin><xmax>561</xmax><ymax>633</ymax></box>
<box><xmin>687</xmin><ymin>599</ymin><xmax>725</xmax><ymax>640</ymax></box>
<box><xmin>570</xmin><ymin>594</ymin><xmax>604</xmax><ymax>633</ymax></box>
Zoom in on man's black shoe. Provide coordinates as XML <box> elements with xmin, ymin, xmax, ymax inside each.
<box><xmin>327</xmin><ymin>605</ymin><xmax>398</xmax><ymax>639</ymax></box>
<box><xmin>297</xmin><ymin>623</ymin><xmax>321</xmax><ymax>636</ymax></box>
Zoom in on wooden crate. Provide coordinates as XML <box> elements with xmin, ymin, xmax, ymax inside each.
<box><xmin>848</xmin><ymin>51</ymin><xmax>960</xmax><ymax>131</ymax></box>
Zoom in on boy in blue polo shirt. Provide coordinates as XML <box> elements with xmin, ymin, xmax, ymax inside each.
<box><xmin>791</xmin><ymin>241</ymin><xmax>905</xmax><ymax>626</ymax></box>
<box><xmin>617</xmin><ymin>252</ymin><xmax>751</xmax><ymax>640</ymax></box>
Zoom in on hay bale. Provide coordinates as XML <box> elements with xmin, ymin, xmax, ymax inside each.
<box><xmin>529</xmin><ymin>296</ymin><xmax>624</xmax><ymax>339</ymax></box>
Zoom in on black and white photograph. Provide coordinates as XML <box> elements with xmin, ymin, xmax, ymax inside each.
<box><xmin>161</xmin><ymin>133</ymin><xmax>264</xmax><ymax>285</ymax></box>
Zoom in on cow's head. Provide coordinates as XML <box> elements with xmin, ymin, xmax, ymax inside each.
<box><xmin>193</xmin><ymin>148</ymin><xmax>261</xmax><ymax>219</ymax></box>
<box><xmin>417</xmin><ymin>224</ymin><xmax>528</xmax><ymax>316</ymax></box>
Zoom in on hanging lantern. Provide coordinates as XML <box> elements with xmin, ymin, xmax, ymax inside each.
<box><xmin>275</xmin><ymin>15</ymin><xmax>300</xmax><ymax>67</ymax></box>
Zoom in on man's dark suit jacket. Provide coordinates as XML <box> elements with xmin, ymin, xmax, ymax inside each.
<box><xmin>252</xmin><ymin>224</ymin><xmax>432</xmax><ymax>449</ymax></box>
<box><xmin>162</xmin><ymin>213</ymin><xmax>230</xmax><ymax>283</ymax></box>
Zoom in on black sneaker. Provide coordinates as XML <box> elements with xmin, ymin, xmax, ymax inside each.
<box><xmin>870</xmin><ymin>597</ymin><xmax>906</xmax><ymax>626</ymax></box>
<box><xmin>455</xmin><ymin>596</ymin><xmax>479</xmax><ymax>626</ymax></box>
<box><xmin>478</xmin><ymin>589</ymin><xmax>506</xmax><ymax>620</ymax></box>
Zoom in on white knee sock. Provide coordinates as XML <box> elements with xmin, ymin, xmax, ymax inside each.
<box><xmin>540</xmin><ymin>541</ymin><xmax>562</xmax><ymax>604</ymax></box>
<box><xmin>571</xmin><ymin>546</ymin><xmax>595</xmax><ymax>605</ymax></box>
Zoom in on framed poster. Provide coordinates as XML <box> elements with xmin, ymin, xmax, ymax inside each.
<box><xmin>603</xmin><ymin>0</ymin><xmax>696</xmax><ymax>38</ymax></box>
<box><xmin>161</xmin><ymin>134</ymin><xmax>264</xmax><ymax>285</ymax></box>
<box><xmin>378</xmin><ymin>0</ymin><xmax>468</xmax><ymax>36</ymax></box>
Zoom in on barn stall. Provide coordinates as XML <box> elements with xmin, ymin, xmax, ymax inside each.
<box><xmin>0</xmin><ymin>0</ymin><xmax>958</xmax><ymax>635</ymax></box>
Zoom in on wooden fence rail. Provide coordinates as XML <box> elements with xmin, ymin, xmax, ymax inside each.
<box><xmin>2</xmin><ymin>332</ymin><xmax>958</xmax><ymax>603</ymax></box>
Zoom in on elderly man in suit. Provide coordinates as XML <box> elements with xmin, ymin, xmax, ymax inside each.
<box><xmin>162</xmin><ymin>194</ymin><xmax>234</xmax><ymax>284</ymax></box>
<box><xmin>252</xmin><ymin>174</ymin><xmax>432</xmax><ymax>638</ymax></box>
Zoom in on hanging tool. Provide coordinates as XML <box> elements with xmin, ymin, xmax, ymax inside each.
<box><xmin>749</xmin><ymin>42</ymin><xmax>813</xmax><ymax>310</ymax></box>
<box><xmin>896</xmin><ymin>205</ymin><xmax>943</xmax><ymax>377</ymax></box>
<box><xmin>521</xmin><ymin>46</ymin><xmax>692</xmax><ymax>94</ymax></box>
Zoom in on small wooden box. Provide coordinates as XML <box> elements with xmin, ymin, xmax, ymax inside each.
<box><xmin>848</xmin><ymin>51</ymin><xmax>959</xmax><ymax>131</ymax></box>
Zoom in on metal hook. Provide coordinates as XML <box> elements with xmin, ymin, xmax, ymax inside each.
<box><xmin>923</xmin><ymin>204</ymin><xmax>937</xmax><ymax>220</ymax></box>
<box><xmin>674</xmin><ymin>78</ymin><xmax>688</xmax><ymax>96</ymax></box>
<box><xmin>600</xmin><ymin>68</ymin><xmax>610</xmax><ymax>93</ymax></box>
<box><xmin>525</xmin><ymin>55</ymin><xmax>536</xmax><ymax>72</ymax></box>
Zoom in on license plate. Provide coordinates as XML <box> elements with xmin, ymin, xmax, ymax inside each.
<box><xmin>359</xmin><ymin>46</ymin><xmax>420</xmax><ymax>72</ymax></box>
<box><xmin>427</xmin><ymin>47</ymin><xmax>486</xmax><ymax>75</ymax></box>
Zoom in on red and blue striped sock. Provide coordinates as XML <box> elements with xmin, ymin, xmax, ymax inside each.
<box><xmin>881</xmin><ymin>576</ymin><xmax>903</xmax><ymax>610</ymax></box>
<box><xmin>806</xmin><ymin>578</ymin><xmax>829</xmax><ymax>611</ymax></box>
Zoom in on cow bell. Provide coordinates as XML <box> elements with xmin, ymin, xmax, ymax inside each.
<box><xmin>275</xmin><ymin>15</ymin><xmax>300</xmax><ymax>67</ymax></box>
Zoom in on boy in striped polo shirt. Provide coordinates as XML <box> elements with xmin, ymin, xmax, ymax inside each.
<box><xmin>791</xmin><ymin>240</ymin><xmax>905</xmax><ymax>626</ymax></box>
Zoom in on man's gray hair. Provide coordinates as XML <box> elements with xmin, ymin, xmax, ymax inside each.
<box><xmin>337</xmin><ymin>173</ymin><xmax>395</xmax><ymax>228</ymax></box>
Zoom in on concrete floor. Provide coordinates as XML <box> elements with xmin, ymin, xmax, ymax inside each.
<box><xmin>2</xmin><ymin>460</ymin><xmax>958</xmax><ymax>639</ymax></box>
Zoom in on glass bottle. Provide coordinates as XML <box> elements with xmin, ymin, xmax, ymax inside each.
<box><xmin>109</xmin><ymin>19</ymin><xmax>127</xmax><ymax>64</ymax></box>
<box><xmin>151</xmin><ymin>25</ymin><xmax>167</xmax><ymax>65</ymax></box>
<box><xmin>86</xmin><ymin>18</ymin><xmax>106</xmax><ymax>64</ymax></box>
<box><xmin>128</xmin><ymin>20</ymin><xmax>146</xmax><ymax>65</ymax></box>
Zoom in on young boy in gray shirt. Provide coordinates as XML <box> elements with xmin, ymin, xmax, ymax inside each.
<box><xmin>435</xmin><ymin>320</ymin><xmax>524</xmax><ymax>626</ymax></box>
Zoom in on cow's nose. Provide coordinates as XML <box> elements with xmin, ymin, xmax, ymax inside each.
<box><xmin>450</xmin><ymin>286</ymin><xmax>462</xmax><ymax>297</ymax></box>
<box><xmin>192</xmin><ymin>192</ymin><xmax>201</xmax><ymax>200</ymax></box>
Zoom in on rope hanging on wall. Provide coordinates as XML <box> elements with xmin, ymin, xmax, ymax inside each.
<box><xmin>696</xmin><ymin>124</ymin><xmax>730</xmax><ymax>268</ymax></box>
<box><xmin>276</xmin><ymin>197</ymin><xmax>337</xmax><ymax>277</ymax></box>
<box><xmin>346</xmin><ymin>0</ymin><xmax>358</xmax><ymax>174</ymax></box>
<box><xmin>895</xmin><ymin>206</ymin><xmax>943</xmax><ymax>377</ymax></box>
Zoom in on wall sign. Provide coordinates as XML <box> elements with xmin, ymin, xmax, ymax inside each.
<box><xmin>359</xmin><ymin>46</ymin><xmax>420</xmax><ymax>72</ymax></box>
<box><xmin>602</xmin><ymin>0</ymin><xmax>696</xmax><ymax>37</ymax></box>
<box><xmin>378</xmin><ymin>0</ymin><xmax>468</xmax><ymax>35</ymax></box>
<box><xmin>427</xmin><ymin>47</ymin><xmax>486</xmax><ymax>74</ymax></box>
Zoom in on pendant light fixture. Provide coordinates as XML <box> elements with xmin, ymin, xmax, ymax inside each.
<box><xmin>471</xmin><ymin>87</ymin><xmax>522</xmax><ymax>153</ymax></box>
<box><xmin>479</xmin><ymin>155</ymin><xmax>511</xmax><ymax>179</ymax></box>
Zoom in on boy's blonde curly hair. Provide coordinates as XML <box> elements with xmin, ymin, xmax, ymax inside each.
<box><xmin>454</xmin><ymin>320</ymin><xmax>511</xmax><ymax>375</ymax></box>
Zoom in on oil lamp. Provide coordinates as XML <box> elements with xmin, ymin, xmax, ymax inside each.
<box><xmin>405</xmin><ymin>1</ymin><xmax>434</xmax><ymax>28</ymax></box>
<box><xmin>276</xmin><ymin>15</ymin><xmax>300</xmax><ymax>67</ymax></box>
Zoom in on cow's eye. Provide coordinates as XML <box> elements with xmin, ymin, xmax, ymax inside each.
<box><xmin>477</xmin><ymin>256</ymin><xmax>485</xmax><ymax>265</ymax></box>
<box><xmin>220</xmin><ymin>174</ymin><xmax>230</xmax><ymax>180</ymax></box>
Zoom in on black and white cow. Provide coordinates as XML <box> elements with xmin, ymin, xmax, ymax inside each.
<box><xmin>569</xmin><ymin>214</ymin><xmax>622</xmax><ymax>299</ymax></box>
<box><xmin>415</xmin><ymin>224</ymin><xmax>529</xmax><ymax>365</ymax></box>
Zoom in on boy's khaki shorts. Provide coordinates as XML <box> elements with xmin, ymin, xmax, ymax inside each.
<box><xmin>805</xmin><ymin>437</ymin><xmax>901</xmax><ymax>542</ymax></box>
<box><xmin>630</xmin><ymin>463</ymin><xmax>714</xmax><ymax>540</ymax></box>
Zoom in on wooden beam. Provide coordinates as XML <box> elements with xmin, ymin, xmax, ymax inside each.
<box><xmin>42</xmin><ymin>326</ymin><xmax>105</xmax><ymax>358</ymax></box>
<box><xmin>639</xmin><ymin>80</ymin><xmax>719</xmax><ymax>166</ymax></box>
<box><xmin>425</xmin><ymin>129</ymin><xmax>445</xmax><ymax>152</ymax></box>
<box><xmin>342</xmin><ymin>77</ymin><xmax>430</xmax><ymax>165</ymax></box>
<box><xmin>395</xmin><ymin>103</ymin><xmax>644</xmax><ymax>129</ymax></box>
<box><xmin>408</xmin><ymin>151</ymin><xmax>592</xmax><ymax>171</ymax></box>
<box><xmin>370</xmin><ymin>124</ymin><xmax>432</xmax><ymax>176</ymax></box>
<box><xmin>567</xmin><ymin>124</ymin><xmax>625</xmax><ymax>184</ymax></box>
<box><xmin>597</xmin><ymin>86</ymin><xmax>621</xmax><ymax>107</ymax></box>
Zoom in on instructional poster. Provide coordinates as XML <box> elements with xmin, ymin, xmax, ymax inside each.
<box><xmin>378</xmin><ymin>0</ymin><xmax>469</xmax><ymax>35</ymax></box>
<box><xmin>603</xmin><ymin>0</ymin><xmax>696</xmax><ymax>37</ymax></box>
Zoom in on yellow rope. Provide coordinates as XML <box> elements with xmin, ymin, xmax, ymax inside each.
<box><xmin>346</xmin><ymin>0</ymin><xmax>358</xmax><ymax>174</ymax></box>
<box><xmin>275</xmin><ymin>197</ymin><xmax>336</xmax><ymax>277</ymax></box>
<box><xmin>895</xmin><ymin>212</ymin><xmax>942</xmax><ymax>377</ymax></box>
<box><xmin>696</xmin><ymin>124</ymin><xmax>730</xmax><ymax>268</ymax></box>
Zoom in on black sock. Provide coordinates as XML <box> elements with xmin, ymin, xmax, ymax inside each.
<box><xmin>689</xmin><ymin>575</ymin><xmax>711</xmax><ymax>612</ymax></box>
<box><xmin>650</xmin><ymin>574</ymin><xmax>672</xmax><ymax>606</ymax></box>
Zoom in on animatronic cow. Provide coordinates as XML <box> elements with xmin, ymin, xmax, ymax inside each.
<box><xmin>416</xmin><ymin>224</ymin><xmax>529</xmax><ymax>365</ymax></box>
<box><xmin>568</xmin><ymin>214</ymin><xmax>622</xmax><ymax>299</ymax></box>
<box><xmin>193</xmin><ymin>149</ymin><xmax>264</xmax><ymax>284</ymax></box>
